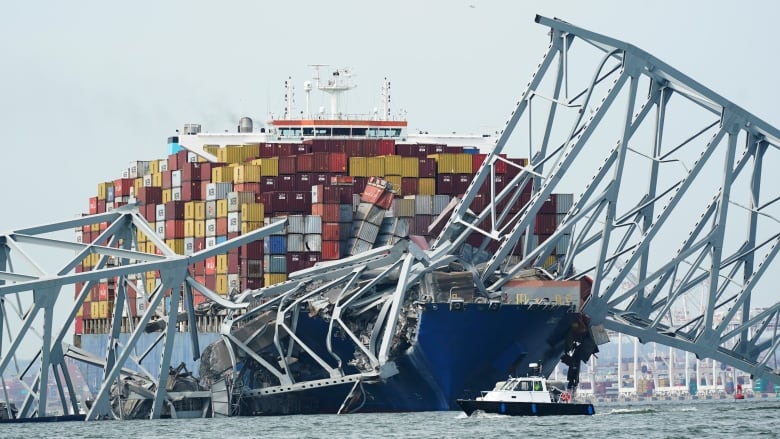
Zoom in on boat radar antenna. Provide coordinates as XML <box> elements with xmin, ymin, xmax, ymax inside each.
<box><xmin>284</xmin><ymin>77</ymin><xmax>295</xmax><ymax>120</ymax></box>
<box><xmin>311</xmin><ymin>64</ymin><xmax>356</xmax><ymax>119</ymax></box>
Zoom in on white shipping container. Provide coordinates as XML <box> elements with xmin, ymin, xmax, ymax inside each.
<box><xmin>155</xmin><ymin>222</ymin><xmax>165</xmax><ymax>239</ymax></box>
<box><xmin>432</xmin><ymin>195</ymin><xmax>450</xmax><ymax>216</ymax></box>
<box><xmin>265</xmin><ymin>216</ymin><xmax>288</xmax><ymax>235</ymax></box>
<box><xmin>205</xmin><ymin>219</ymin><xmax>217</xmax><ymax>237</ymax></box>
<box><xmin>415</xmin><ymin>195</ymin><xmax>434</xmax><ymax>215</ymax></box>
<box><xmin>172</xmin><ymin>170</ymin><xmax>182</xmax><ymax>188</ymax></box>
<box><xmin>304</xmin><ymin>215</ymin><xmax>322</xmax><ymax>234</ymax></box>
<box><xmin>155</xmin><ymin>204</ymin><xmax>166</xmax><ymax>222</ymax></box>
<box><xmin>357</xmin><ymin>222</ymin><xmax>380</xmax><ymax>243</ymax></box>
<box><xmin>172</xmin><ymin>187</ymin><xmax>182</xmax><ymax>201</ymax></box>
<box><xmin>205</xmin><ymin>237</ymin><xmax>217</xmax><ymax>248</ymax></box>
<box><xmin>106</xmin><ymin>202</ymin><xmax>114</xmax><ymax>212</ymax></box>
<box><xmin>121</xmin><ymin>169</ymin><xmax>130</xmax><ymax>179</ymax></box>
<box><xmin>287</xmin><ymin>215</ymin><xmax>306</xmax><ymax>234</ymax></box>
<box><xmin>227</xmin><ymin>212</ymin><xmax>240</xmax><ymax>233</ymax></box>
<box><xmin>184</xmin><ymin>237</ymin><xmax>194</xmax><ymax>256</ymax></box>
<box><xmin>287</xmin><ymin>234</ymin><xmax>305</xmax><ymax>252</ymax></box>
<box><xmin>206</xmin><ymin>182</ymin><xmax>233</xmax><ymax>201</ymax></box>
<box><xmin>555</xmin><ymin>193</ymin><xmax>574</xmax><ymax>214</ymax></box>
<box><xmin>352</xmin><ymin>194</ymin><xmax>361</xmax><ymax>212</ymax></box>
<box><xmin>187</xmin><ymin>152</ymin><xmax>198</xmax><ymax>163</ymax></box>
<box><xmin>205</xmin><ymin>200</ymin><xmax>217</xmax><ymax>219</ymax></box>
<box><xmin>349</xmin><ymin>238</ymin><xmax>374</xmax><ymax>256</ymax></box>
<box><xmin>227</xmin><ymin>192</ymin><xmax>256</xmax><ymax>212</ymax></box>
<box><xmin>304</xmin><ymin>234</ymin><xmax>322</xmax><ymax>252</ymax></box>
<box><xmin>143</xmin><ymin>175</ymin><xmax>153</xmax><ymax>187</ymax></box>
<box><xmin>159</xmin><ymin>159</ymin><xmax>169</xmax><ymax>172</ymax></box>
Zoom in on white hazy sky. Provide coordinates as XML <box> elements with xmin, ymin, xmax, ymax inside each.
<box><xmin>1</xmin><ymin>1</ymin><xmax>779</xmax><ymax>357</ymax></box>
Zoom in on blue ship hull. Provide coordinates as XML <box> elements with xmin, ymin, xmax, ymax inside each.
<box><xmin>78</xmin><ymin>302</ymin><xmax>578</xmax><ymax>415</ymax></box>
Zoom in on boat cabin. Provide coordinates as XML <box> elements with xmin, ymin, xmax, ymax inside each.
<box><xmin>479</xmin><ymin>376</ymin><xmax>562</xmax><ymax>403</ymax></box>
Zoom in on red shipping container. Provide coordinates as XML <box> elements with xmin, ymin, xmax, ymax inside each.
<box><xmin>240</xmin><ymin>240</ymin><xmax>264</xmax><ymax>259</ymax></box>
<box><xmin>97</xmin><ymin>200</ymin><xmax>106</xmax><ymax>213</ymax></box>
<box><xmin>144</xmin><ymin>204</ymin><xmax>157</xmax><ymax>222</ymax></box>
<box><xmin>98</xmin><ymin>283</ymin><xmax>108</xmax><ymax>301</ymax></box>
<box><xmin>74</xmin><ymin>316</ymin><xmax>84</xmax><ymax>334</ymax></box>
<box><xmin>261</xmin><ymin>177</ymin><xmax>277</xmax><ymax>193</ymax></box>
<box><xmin>261</xmin><ymin>192</ymin><xmax>289</xmax><ymax>213</ymax></box>
<box><xmin>360</xmin><ymin>184</ymin><xmax>384</xmax><ymax>204</ymax></box>
<box><xmin>167</xmin><ymin>153</ymin><xmax>178</xmax><ymax>172</ymax></box>
<box><xmin>345</xmin><ymin>139</ymin><xmax>362</xmax><ymax>157</ymax></box>
<box><xmin>378</xmin><ymin>139</ymin><xmax>395</xmax><ymax>156</ymax></box>
<box><xmin>165</xmin><ymin>219</ymin><xmax>185</xmax><ymax>238</ymax></box>
<box><xmin>291</xmin><ymin>143</ymin><xmax>311</xmax><ymax>155</ymax></box>
<box><xmin>495</xmin><ymin>153</ymin><xmax>508</xmax><ymax>174</ymax></box>
<box><xmin>286</xmin><ymin>252</ymin><xmax>307</xmax><ymax>272</ymax></box>
<box><xmin>312</xmin><ymin>203</ymin><xmax>341</xmax><ymax>222</ymax></box>
<box><xmin>89</xmin><ymin>197</ymin><xmax>98</xmax><ymax>214</ymax></box>
<box><xmin>534</xmin><ymin>213</ymin><xmax>558</xmax><ymax>235</ymax></box>
<box><xmin>313</xmin><ymin>173</ymin><xmax>330</xmax><ymax>186</ymax></box>
<box><xmin>216</xmin><ymin>217</ymin><xmax>228</xmax><ymax>236</ymax></box>
<box><xmin>395</xmin><ymin>144</ymin><xmax>414</xmax><ymax>157</ymax></box>
<box><xmin>351</xmin><ymin>177</ymin><xmax>367</xmax><ymax>195</ymax></box>
<box><xmin>328</xmin><ymin>152</ymin><xmax>348</xmax><ymax>173</ymax></box>
<box><xmin>472</xmin><ymin>153</ymin><xmax>488</xmax><ymax>173</ymax></box>
<box><xmin>322</xmin><ymin>222</ymin><xmax>341</xmax><ymax>240</ymax></box>
<box><xmin>227</xmin><ymin>251</ymin><xmax>240</xmax><ymax>273</ymax></box>
<box><xmin>296</xmin><ymin>153</ymin><xmax>314</xmax><ymax>172</ymax></box>
<box><xmin>194</xmin><ymin>237</ymin><xmax>206</xmax><ymax>253</ymax></box>
<box><xmin>260</xmin><ymin>143</ymin><xmax>278</xmax><ymax>158</ymax></box>
<box><xmin>453</xmin><ymin>174</ymin><xmax>472</xmax><ymax>195</ymax></box>
<box><xmin>180</xmin><ymin>162</ymin><xmax>201</xmax><ymax>181</ymax></box>
<box><xmin>204</xmin><ymin>274</ymin><xmax>216</xmax><ymax>291</ymax></box>
<box><xmin>278</xmin><ymin>155</ymin><xmax>297</xmax><ymax>174</ymax></box>
<box><xmin>136</xmin><ymin>187</ymin><xmax>163</xmax><ymax>205</ymax></box>
<box><xmin>418</xmin><ymin>158</ymin><xmax>437</xmax><ymax>178</ymax></box>
<box><xmin>161</xmin><ymin>170</ymin><xmax>173</xmax><ymax>189</ymax></box>
<box><xmin>296</xmin><ymin>173</ymin><xmax>314</xmax><ymax>191</ymax></box>
<box><xmin>114</xmin><ymin>178</ymin><xmax>135</xmax><ymax>197</ymax></box>
<box><xmin>305</xmin><ymin>252</ymin><xmax>322</xmax><ymax>268</ymax></box>
<box><xmin>181</xmin><ymin>181</ymin><xmax>203</xmax><ymax>201</ymax></box>
<box><xmin>289</xmin><ymin>191</ymin><xmax>312</xmax><ymax>213</ymax></box>
<box><xmin>205</xmin><ymin>257</ymin><xmax>217</xmax><ymax>275</ymax></box>
<box><xmin>401</xmin><ymin>178</ymin><xmax>419</xmax><ymax>196</ymax></box>
<box><xmin>309</xmin><ymin>139</ymin><xmax>329</xmax><ymax>153</ymax></box>
<box><xmin>312</xmin><ymin>152</ymin><xmax>330</xmax><ymax>172</ymax></box>
<box><xmin>235</xmin><ymin>183</ymin><xmax>262</xmax><ymax>194</ymax></box>
<box><xmin>312</xmin><ymin>185</ymin><xmax>340</xmax><ymax>204</ymax></box>
<box><xmin>437</xmin><ymin>174</ymin><xmax>454</xmax><ymax>195</ymax></box>
<box><xmin>177</xmin><ymin>149</ymin><xmax>189</xmax><ymax>166</ymax></box>
<box><xmin>376</xmin><ymin>191</ymin><xmax>394</xmax><ymax>209</ymax></box>
<box><xmin>165</xmin><ymin>201</ymin><xmax>186</xmax><ymax>220</ymax></box>
<box><xmin>321</xmin><ymin>240</ymin><xmax>341</xmax><ymax>260</ymax></box>
<box><xmin>277</xmin><ymin>175</ymin><xmax>296</xmax><ymax>191</ymax></box>
<box><xmin>278</xmin><ymin>144</ymin><xmax>295</xmax><ymax>157</ymax></box>
<box><xmin>242</xmin><ymin>277</ymin><xmax>264</xmax><ymax>290</ymax></box>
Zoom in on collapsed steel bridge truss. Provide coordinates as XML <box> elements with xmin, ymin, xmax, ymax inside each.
<box><xmin>435</xmin><ymin>16</ymin><xmax>780</xmax><ymax>384</ymax></box>
<box><xmin>1</xmin><ymin>15</ymin><xmax>779</xmax><ymax>421</ymax></box>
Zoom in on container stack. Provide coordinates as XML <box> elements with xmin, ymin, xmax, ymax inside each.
<box><xmin>76</xmin><ymin>137</ymin><xmax>574</xmax><ymax>336</ymax></box>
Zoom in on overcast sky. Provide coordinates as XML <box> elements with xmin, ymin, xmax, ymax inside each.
<box><xmin>1</xmin><ymin>1</ymin><xmax>779</xmax><ymax>357</ymax></box>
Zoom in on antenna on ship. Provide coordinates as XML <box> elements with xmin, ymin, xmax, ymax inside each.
<box><xmin>283</xmin><ymin>77</ymin><xmax>295</xmax><ymax>120</ymax></box>
<box><xmin>381</xmin><ymin>77</ymin><xmax>391</xmax><ymax>121</ymax></box>
<box><xmin>310</xmin><ymin>64</ymin><xmax>355</xmax><ymax>119</ymax></box>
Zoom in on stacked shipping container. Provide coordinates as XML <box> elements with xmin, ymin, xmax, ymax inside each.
<box><xmin>76</xmin><ymin>138</ymin><xmax>571</xmax><ymax>335</ymax></box>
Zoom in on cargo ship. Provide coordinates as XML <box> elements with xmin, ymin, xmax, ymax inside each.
<box><xmin>74</xmin><ymin>67</ymin><xmax>597</xmax><ymax>416</ymax></box>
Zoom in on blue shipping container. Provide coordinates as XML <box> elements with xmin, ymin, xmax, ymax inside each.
<box><xmin>265</xmin><ymin>235</ymin><xmax>287</xmax><ymax>255</ymax></box>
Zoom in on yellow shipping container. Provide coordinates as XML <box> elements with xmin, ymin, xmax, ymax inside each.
<box><xmin>241</xmin><ymin>144</ymin><xmax>260</xmax><ymax>160</ymax></box>
<box><xmin>166</xmin><ymin>238</ymin><xmax>184</xmax><ymax>255</ymax></box>
<box><xmin>429</xmin><ymin>153</ymin><xmax>458</xmax><ymax>174</ymax></box>
<box><xmin>250</xmin><ymin>157</ymin><xmax>280</xmax><ymax>176</ymax></box>
<box><xmin>90</xmin><ymin>302</ymin><xmax>100</xmax><ymax>319</ymax></box>
<box><xmin>401</xmin><ymin>157</ymin><xmax>419</xmax><ymax>178</ymax></box>
<box><xmin>149</xmin><ymin>159</ymin><xmax>159</xmax><ymax>174</ymax></box>
<box><xmin>77</xmin><ymin>303</ymin><xmax>84</xmax><ymax>317</ymax></box>
<box><xmin>91</xmin><ymin>223</ymin><xmax>100</xmax><ymax>233</ymax></box>
<box><xmin>97</xmin><ymin>182</ymin><xmax>112</xmax><ymax>200</ymax></box>
<box><xmin>216</xmin><ymin>199</ymin><xmax>229</xmax><ymax>217</ymax></box>
<box><xmin>366</xmin><ymin>157</ymin><xmax>386</xmax><ymax>177</ymax></box>
<box><xmin>184</xmin><ymin>201</ymin><xmax>196</xmax><ymax>219</ymax></box>
<box><xmin>212</xmin><ymin>166</ymin><xmax>234</xmax><ymax>183</ymax></box>
<box><xmin>455</xmin><ymin>153</ymin><xmax>472</xmax><ymax>173</ymax></box>
<box><xmin>216</xmin><ymin>254</ymin><xmax>228</xmax><ymax>274</ymax></box>
<box><xmin>234</xmin><ymin>165</ymin><xmax>262</xmax><ymax>184</ymax></box>
<box><xmin>136</xmin><ymin>227</ymin><xmax>149</xmax><ymax>245</ymax></box>
<box><xmin>162</xmin><ymin>189</ymin><xmax>172</xmax><ymax>204</ymax></box>
<box><xmin>134</xmin><ymin>177</ymin><xmax>143</xmax><ymax>195</ymax></box>
<box><xmin>152</xmin><ymin>172</ymin><xmax>162</xmax><ymax>187</ymax></box>
<box><xmin>543</xmin><ymin>254</ymin><xmax>557</xmax><ymax>269</ymax></box>
<box><xmin>264</xmin><ymin>273</ymin><xmax>288</xmax><ymax>287</ymax></box>
<box><xmin>241</xmin><ymin>221</ymin><xmax>265</xmax><ymax>235</ymax></box>
<box><xmin>193</xmin><ymin>201</ymin><xmax>206</xmax><ymax>220</ymax></box>
<box><xmin>419</xmin><ymin>178</ymin><xmax>436</xmax><ymax>195</ymax></box>
<box><xmin>216</xmin><ymin>274</ymin><xmax>228</xmax><ymax>295</ymax></box>
<box><xmin>240</xmin><ymin>203</ymin><xmax>265</xmax><ymax>222</ymax></box>
<box><xmin>386</xmin><ymin>176</ymin><xmax>402</xmax><ymax>195</ymax></box>
<box><xmin>194</xmin><ymin>220</ymin><xmax>206</xmax><ymax>238</ymax></box>
<box><xmin>217</xmin><ymin>145</ymin><xmax>245</xmax><ymax>164</ymax></box>
<box><xmin>184</xmin><ymin>219</ymin><xmax>195</xmax><ymax>237</ymax></box>
<box><xmin>383</xmin><ymin>155</ymin><xmax>402</xmax><ymax>176</ymax></box>
<box><xmin>349</xmin><ymin>157</ymin><xmax>368</xmax><ymax>177</ymax></box>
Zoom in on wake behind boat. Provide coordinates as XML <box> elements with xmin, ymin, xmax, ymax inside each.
<box><xmin>456</xmin><ymin>364</ymin><xmax>595</xmax><ymax>417</ymax></box>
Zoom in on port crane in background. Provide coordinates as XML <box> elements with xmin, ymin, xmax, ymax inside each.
<box><xmin>0</xmin><ymin>15</ymin><xmax>779</xmax><ymax>420</ymax></box>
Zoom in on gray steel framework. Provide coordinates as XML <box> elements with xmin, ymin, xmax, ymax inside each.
<box><xmin>1</xmin><ymin>15</ymin><xmax>779</xmax><ymax>421</ymax></box>
<box><xmin>434</xmin><ymin>16</ymin><xmax>780</xmax><ymax>385</ymax></box>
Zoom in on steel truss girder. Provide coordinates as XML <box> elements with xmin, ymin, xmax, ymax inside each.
<box><xmin>431</xmin><ymin>15</ymin><xmax>780</xmax><ymax>386</ymax></box>
<box><xmin>0</xmin><ymin>206</ymin><xmax>284</xmax><ymax>420</ymax></box>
